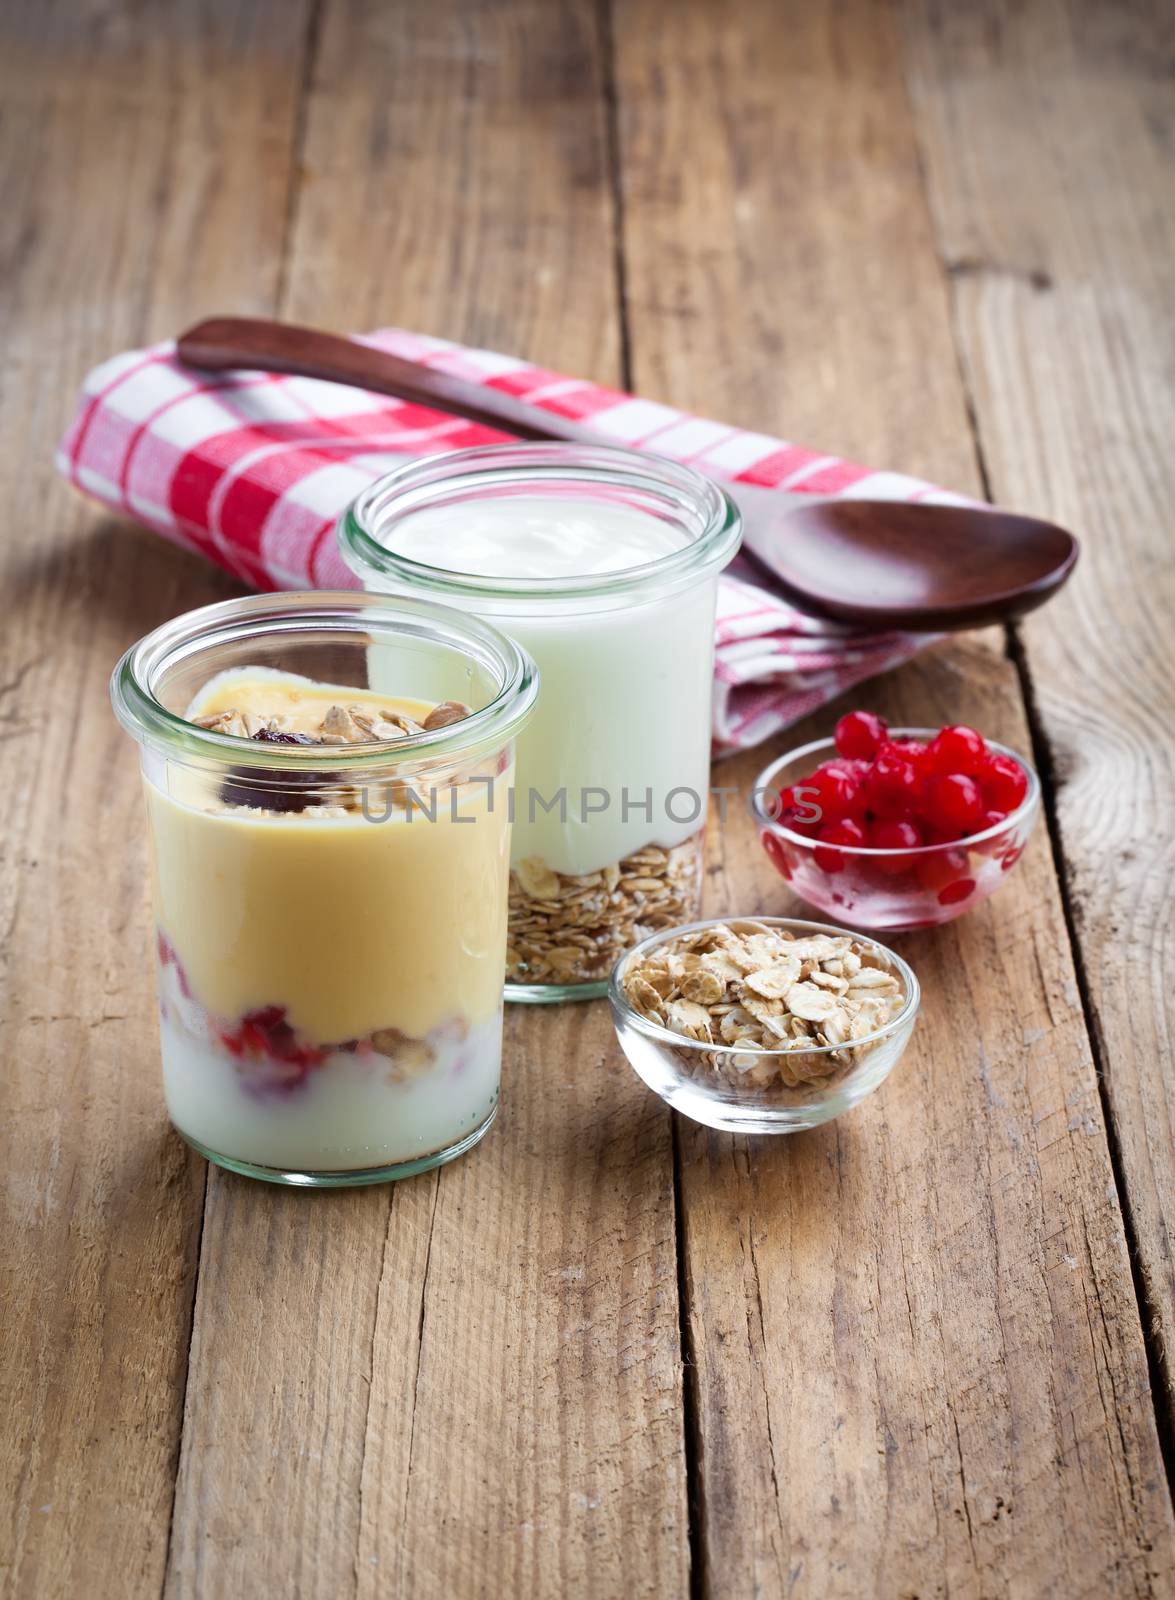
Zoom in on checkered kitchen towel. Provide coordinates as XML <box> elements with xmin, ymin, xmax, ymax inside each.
<box><xmin>57</xmin><ymin>328</ymin><xmax>968</xmax><ymax>750</ymax></box>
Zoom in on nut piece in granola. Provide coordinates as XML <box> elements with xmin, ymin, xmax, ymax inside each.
<box><xmin>423</xmin><ymin>700</ymin><xmax>472</xmax><ymax>731</ymax></box>
<box><xmin>621</xmin><ymin>921</ymin><xmax>906</xmax><ymax>1090</ymax></box>
<box><xmin>370</xmin><ymin>1026</ymin><xmax>436</xmax><ymax>1083</ymax></box>
<box><xmin>193</xmin><ymin>684</ymin><xmax>473</xmax><ymax>817</ymax></box>
<box><xmin>196</xmin><ymin>694</ymin><xmax>470</xmax><ymax>748</ymax></box>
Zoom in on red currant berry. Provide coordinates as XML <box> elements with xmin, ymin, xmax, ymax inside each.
<box><xmin>915</xmin><ymin>846</ymin><xmax>970</xmax><ymax>892</ymax></box>
<box><xmin>972</xmin><ymin>808</ymin><xmax>1009</xmax><ymax>857</ymax></box>
<box><xmin>872</xmin><ymin>818</ymin><xmax>923</xmax><ymax>851</ymax></box>
<box><xmin>925</xmin><ymin>772</ymin><xmax>984</xmax><ymax>834</ymax></box>
<box><xmin>888</xmin><ymin>737</ymin><xmax>929</xmax><ymax>772</ymax></box>
<box><xmin>790</xmin><ymin>780</ymin><xmax>825</xmax><ymax>826</ymax></box>
<box><xmin>921</xmin><ymin>823</ymin><xmax>964</xmax><ymax>844</ymax></box>
<box><xmin>926</xmin><ymin>724</ymin><xmax>988</xmax><ymax>776</ymax></box>
<box><xmin>834</xmin><ymin>709</ymin><xmax>888</xmax><ymax>761</ymax></box>
<box><xmin>761</xmin><ymin>829</ymin><xmax>794</xmax><ymax>879</ymax></box>
<box><xmin>937</xmin><ymin>877</ymin><xmax>977</xmax><ymax>907</ymax></box>
<box><xmin>979</xmin><ymin>752</ymin><xmax>1028</xmax><ymax>812</ymax></box>
<box><xmin>762</xmin><ymin>784</ymin><xmax>790</xmax><ymax>822</ymax></box>
<box><xmin>773</xmin><ymin>783</ymin><xmax>819</xmax><ymax>836</ymax></box>
<box><xmin>868</xmin><ymin>818</ymin><xmax>923</xmax><ymax>878</ymax></box>
<box><xmin>813</xmin><ymin>816</ymin><xmax>866</xmax><ymax>874</ymax></box>
<box><xmin>862</xmin><ymin>750</ymin><xmax>922</xmax><ymax>818</ymax></box>
<box><xmin>810</xmin><ymin>760</ymin><xmax>861</xmax><ymax>822</ymax></box>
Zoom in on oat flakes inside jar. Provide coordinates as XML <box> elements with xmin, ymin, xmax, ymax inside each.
<box><xmin>338</xmin><ymin>444</ymin><xmax>742</xmax><ymax>1000</ymax></box>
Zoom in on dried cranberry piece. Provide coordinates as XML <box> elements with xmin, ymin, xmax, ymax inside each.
<box><xmin>243</xmin><ymin>1004</ymin><xmax>287</xmax><ymax>1030</ymax></box>
<box><xmin>251</xmin><ymin>728</ymin><xmax>317</xmax><ymax>746</ymax></box>
<box><xmin>222</xmin><ymin>728</ymin><xmax>331</xmax><ymax>813</ymax></box>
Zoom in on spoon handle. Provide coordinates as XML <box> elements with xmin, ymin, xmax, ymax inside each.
<box><xmin>177</xmin><ymin>317</ymin><xmax>595</xmax><ymax>448</ymax></box>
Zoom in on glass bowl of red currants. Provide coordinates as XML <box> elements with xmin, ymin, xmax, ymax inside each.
<box><xmin>754</xmin><ymin>711</ymin><xmax>1040</xmax><ymax>932</ymax></box>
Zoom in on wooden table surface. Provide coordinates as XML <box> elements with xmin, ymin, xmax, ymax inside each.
<box><xmin>3</xmin><ymin>1</ymin><xmax>1174</xmax><ymax>1595</ymax></box>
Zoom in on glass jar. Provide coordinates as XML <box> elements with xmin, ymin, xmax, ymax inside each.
<box><xmin>338</xmin><ymin>443</ymin><xmax>742</xmax><ymax>1002</ymax></box>
<box><xmin>111</xmin><ymin>590</ymin><xmax>537</xmax><ymax>1186</ymax></box>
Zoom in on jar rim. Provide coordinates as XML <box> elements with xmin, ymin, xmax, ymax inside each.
<box><xmin>336</xmin><ymin>442</ymin><xmax>742</xmax><ymax>603</ymax></box>
<box><xmin>110</xmin><ymin>589</ymin><xmax>539</xmax><ymax>767</ymax></box>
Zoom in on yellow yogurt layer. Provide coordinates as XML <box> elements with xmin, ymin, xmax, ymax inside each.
<box><xmin>146</xmin><ymin>671</ymin><xmax>510</xmax><ymax>1041</ymax></box>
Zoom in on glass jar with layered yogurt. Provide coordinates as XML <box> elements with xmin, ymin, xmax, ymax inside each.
<box><xmin>338</xmin><ymin>444</ymin><xmax>741</xmax><ymax>1001</ymax></box>
<box><xmin>111</xmin><ymin>591</ymin><xmax>536</xmax><ymax>1185</ymax></box>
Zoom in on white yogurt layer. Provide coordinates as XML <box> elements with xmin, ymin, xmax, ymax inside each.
<box><xmin>370</xmin><ymin>495</ymin><xmax>720</xmax><ymax>877</ymax></box>
<box><xmin>159</xmin><ymin>967</ymin><xmax>501</xmax><ymax>1173</ymax></box>
<box><xmin>387</xmin><ymin>494</ymin><xmax>692</xmax><ymax>577</ymax></box>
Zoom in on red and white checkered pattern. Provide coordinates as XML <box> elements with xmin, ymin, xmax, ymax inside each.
<box><xmin>58</xmin><ymin>329</ymin><xmax>968</xmax><ymax>749</ymax></box>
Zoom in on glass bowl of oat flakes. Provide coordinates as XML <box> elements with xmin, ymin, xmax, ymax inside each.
<box><xmin>609</xmin><ymin>918</ymin><xmax>919</xmax><ymax>1132</ymax></box>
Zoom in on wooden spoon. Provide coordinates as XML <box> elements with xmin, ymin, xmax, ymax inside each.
<box><xmin>177</xmin><ymin>317</ymin><xmax>1079</xmax><ymax>630</ymax></box>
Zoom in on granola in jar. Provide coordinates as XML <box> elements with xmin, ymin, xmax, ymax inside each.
<box><xmin>506</xmin><ymin>832</ymin><xmax>704</xmax><ymax>987</ymax></box>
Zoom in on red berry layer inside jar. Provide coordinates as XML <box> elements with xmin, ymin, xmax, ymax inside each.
<box><xmin>155</xmin><ymin>932</ymin><xmax>459</xmax><ymax>1100</ymax></box>
<box><xmin>770</xmin><ymin>713</ymin><xmax>1029</xmax><ymax>903</ymax></box>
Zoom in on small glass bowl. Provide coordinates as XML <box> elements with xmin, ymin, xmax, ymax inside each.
<box><xmin>754</xmin><ymin>731</ymin><xmax>1040</xmax><ymax>932</ymax></box>
<box><xmin>608</xmin><ymin>917</ymin><xmax>919</xmax><ymax>1134</ymax></box>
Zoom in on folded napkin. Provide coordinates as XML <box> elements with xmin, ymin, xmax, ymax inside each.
<box><xmin>58</xmin><ymin>329</ymin><xmax>966</xmax><ymax>750</ymax></box>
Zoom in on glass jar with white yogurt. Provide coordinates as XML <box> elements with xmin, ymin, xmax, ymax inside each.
<box><xmin>111</xmin><ymin>591</ymin><xmax>537</xmax><ymax>1185</ymax></box>
<box><xmin>338</xmin><ymin>444</ymin><xmax>741</xmax><ymax>1000</ymax></box>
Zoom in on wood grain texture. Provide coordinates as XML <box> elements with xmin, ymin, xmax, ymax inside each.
<box><xmin>611</xmin><ymin>0</ymin><xmax>977</xmax><ymax>481</ymax></box>
<box><xmin>281</xmin><ymin>0</ymin><xmax>624</xmax><ymax>371</ymax></box>
<box><xmin>353</xmin><ymin>1009</ymin><xmax>685</xmax><ymax>1598</ymax></box>
<box><xmin>164</xmin><ymin>4</ymin><xmax>688</xmax><ymax>1596</ymax></box>
<box><xmin>614</xmin><ymin>0</ymin><xmax>1175</xmax><ymax>1592</ymax></box>
<box><xmin>0</xmin><ymin>3</ymin><xmax>313</xmax><ymax>1597</ymax></box>
<box><xmin>900</xmin><ymin>0</ymin><xmax>1175</xmax><ymax>1416</ymax></box>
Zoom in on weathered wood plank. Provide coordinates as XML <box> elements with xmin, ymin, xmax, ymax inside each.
<box><xmin>280</xmin><ymin>0</ymin><xmax>625</xmax><ymax>369</ymax></box>
<box><xmin>165</xmin><ymin>4</ymin><xmax>688</xmax><ymax>1596</ymax></box>
<box><xmin>611</xmin><ymin>0</ymin><xmax>978</xmax><ymax>483</ymax></box>
<box><xmin>0</xmin><ymin>4</ymin><xmax>313</xmax><ymax>1597</ymax></box>
<box><xmin>353</xmin><ymin>1010</ymin><xmax>684</xmax><ymax>1599</ymax></box>
<box><xmin>901</xmin><ymin>0</ymin><xmax>1175</xmax><ymax>1422</ymax></box>
<box><xmin>613</xmin><ymin>0</ymin><xmax>1175</xmax><ymax>1592</ymax></box>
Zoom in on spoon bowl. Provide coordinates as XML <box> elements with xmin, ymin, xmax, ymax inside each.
<box><xmin>737</xmin><ymin>496</ymin><xmax>1080</xmax><ymax>630</ymax></box>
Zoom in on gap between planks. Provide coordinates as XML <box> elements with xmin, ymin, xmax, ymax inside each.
<box><xmin>595</xmin><ymin>0</ymin><xmax>709</xmax><ymax>1588</ymax></box>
